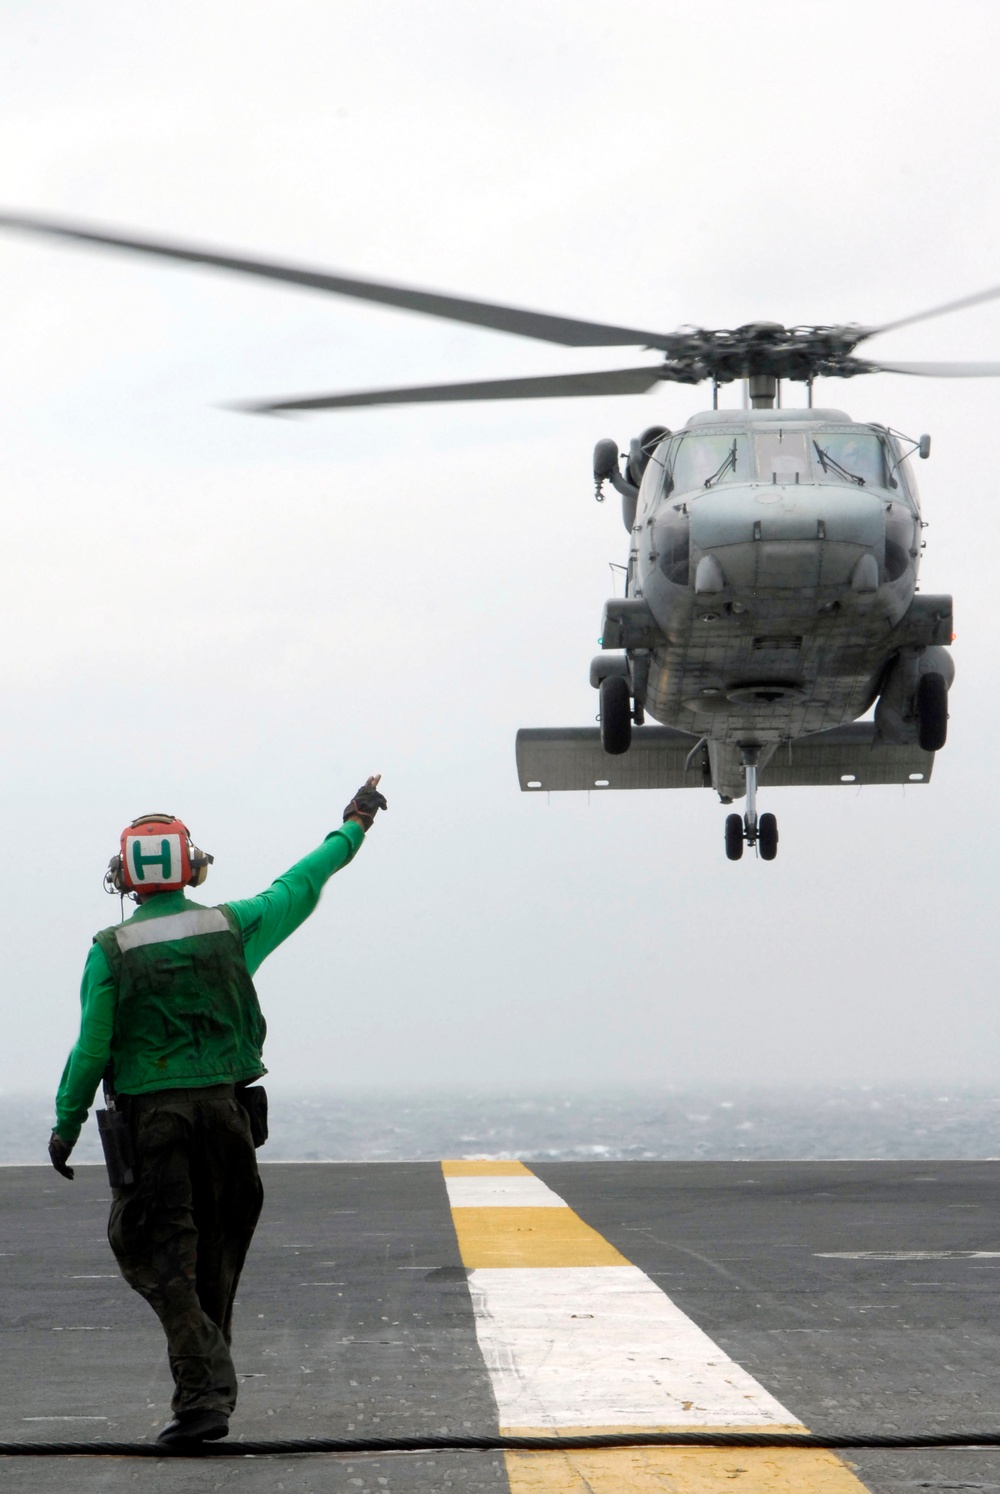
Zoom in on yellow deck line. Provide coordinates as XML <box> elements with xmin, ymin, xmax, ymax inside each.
<box><xmin>451</xmin><ymin>1206</ymin><xmax>630</xmax><ymax>1268</ymax></box>
<box><xmin>501</xmin><ymin>1445</ymin><xmax>870</xmax><ymax>1491</ymax></box>
<box><xmin>442</xmin><ymin>1159</ymin><xmax>533</xmax><ymax>1176</ymax></box>
<box><xmin>442</xmin><ymin>1160</ymin><xmax>873</xmax><ymax>1492</ymax></box>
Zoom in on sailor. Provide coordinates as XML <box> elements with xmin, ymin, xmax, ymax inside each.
<box><xmin>47</xmin><ymin>777</ymin><xmax>387</xmax><ymax>1447</ymax></box>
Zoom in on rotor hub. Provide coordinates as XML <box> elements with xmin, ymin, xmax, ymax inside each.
<box><xmin>658</xmin><ymin>324</ymin><xmax>867</xmax><ymax>387</ymax></box>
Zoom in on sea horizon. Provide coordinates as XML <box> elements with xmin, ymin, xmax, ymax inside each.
<box><xmin>6</xmin><ymin>1082</ymin><xmax>1000</xmax><ymax>1167</ymax></box>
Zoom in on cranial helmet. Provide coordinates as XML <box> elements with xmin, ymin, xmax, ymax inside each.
<box><xmin>104</xmin><ymin>813</ymin><xmax>214</xmax><ymax>898</ymax></box>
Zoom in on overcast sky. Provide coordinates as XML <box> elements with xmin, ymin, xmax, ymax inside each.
<box><xmin>1</xmin><ymin>1</ymin><xmax>999</xmax><ymax>1108</ymax></box>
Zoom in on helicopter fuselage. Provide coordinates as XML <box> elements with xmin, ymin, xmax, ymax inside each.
<box><xmin>601</xmin><ymin>407</ymin><xmax>953</xmax><ymax>800</ymax></box>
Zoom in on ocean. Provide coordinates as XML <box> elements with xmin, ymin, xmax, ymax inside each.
<box><xmin>7</xmin><ymin>1085</ymin><xmax>1000</xmax><ymax>1166</ymax></box>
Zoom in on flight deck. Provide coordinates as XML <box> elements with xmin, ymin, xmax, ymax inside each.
<box><xmin>2</xmin><ymin>1160</ymin><xmax>999</xmax><ymax>1492</ymax></box>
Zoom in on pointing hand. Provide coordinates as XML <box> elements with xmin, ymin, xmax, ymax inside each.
<box><xmin>343</xmin><ymin>774</ymin><xmax>388</xmax><ymax>832</ymax></box>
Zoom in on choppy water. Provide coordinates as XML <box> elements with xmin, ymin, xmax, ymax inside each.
<box><xmin>6</xmin><ymin>1085</ymin><xmax>1000</xmax><ymax>1166</ymax></box>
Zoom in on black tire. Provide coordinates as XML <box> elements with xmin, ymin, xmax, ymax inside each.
<box><xmin>725</xmin><ymin>813</ymin><xmax>744</xmax><ymax>861</ymax></box>
<box><xmin>758</xmin><ymin>812</ymin><xmax>779</xmax><ymax>861</ymax></box>
<box><xmin>600</xmin><ymin>675</ymin><xmax>632</xmax><ymax>755</ymax></box>
<box><xmin>916</xmin><ymin>672</ymin><xmax>948</xmax><ymax>752</ymax></box>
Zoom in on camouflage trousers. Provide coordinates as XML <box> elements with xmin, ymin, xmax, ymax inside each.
<box><xmin>107</xmin><ymin>1085</ymin><xmax>264</xmax><ymax>1416</ymax></box>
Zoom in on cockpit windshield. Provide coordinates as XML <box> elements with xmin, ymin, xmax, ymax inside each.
<box><xmin>754</xmin><ymin>430</ymin><xmax>810</xmax><ymax>484</ymax></box>
<box><xmin>664</xmin><ymin>424</ymin><xmax>891</xmax><ymax>498</ymax></box>
<box><xmin>753</xmin><ymin>428</ymin><xmax>888</xmax><ymax>487</ymax></box>
<box><xmin>809</xmin><ymin>431</ymin><xmax>887</xmax><ymax>487</ymax></box>
<box><xmin>667</xmin><ymin>433</ymin><xmax>750</xmax><ymax>493</ymax></box>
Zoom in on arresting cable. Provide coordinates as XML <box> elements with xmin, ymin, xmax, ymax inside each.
<box><xmin>1</xmin><ymin>1430</ymin><xmax>1000</xmax><ymax>1457</ymax></box>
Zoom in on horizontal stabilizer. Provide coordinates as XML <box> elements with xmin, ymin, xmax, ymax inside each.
<box><xmin>517</xmin><ymin>727</ymin><xmax>707</xmax><ymax>792</ymax></box>
<box><xmin>759</xmin><ymin>724</ymin><xmax>934</xmax><ymax>787</ymax></box>
<box><xmin>516</xmin><ymin>724</ymin><xmax>934</xmax><ymax>792</ymax></box>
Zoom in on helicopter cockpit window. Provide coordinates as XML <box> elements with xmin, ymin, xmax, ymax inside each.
<box><xmin>668</xmin><ymin>433</ymin><xmax>749</xmax><ymax>495</ymax></box>
<box><xmin>810</xmin><ymin>431</ymin><xmax>887</xmax><ymax>488</ymax></box>
<box><xmin>753</xmin><ymin>430</ymin><xmax>811</xmax><ymax>484</ymax></box>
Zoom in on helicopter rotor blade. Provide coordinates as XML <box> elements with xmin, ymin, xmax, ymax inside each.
<box><xmin>232</xmin><ymin>366</ymin><xmax>667</xmax><ymax>414</ymax></box>
<box><xmin>0</xmin><ymin>211</ymin><xmax>681</xmax><ymax>351</ymax></box>
<box><xmin>864</xmin><ymin>283</ymin><xmax>1000</xmax><ymax>338</ymax></box>
<box><xmin>865</xmin><ymin>359</ymin><xmax>1000</xmax><ymax>377</ymax></box>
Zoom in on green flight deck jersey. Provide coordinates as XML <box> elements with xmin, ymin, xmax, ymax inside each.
<box><xmin>54</xmin><ymin>821</ymin><xmax>365</xmax><ymax>1146</ymax></box>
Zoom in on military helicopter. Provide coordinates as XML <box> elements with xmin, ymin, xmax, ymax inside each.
<box><xmin>2</xmin><ymin>212</ymin><xmax>998</xmax><ymax>860</ymax></box>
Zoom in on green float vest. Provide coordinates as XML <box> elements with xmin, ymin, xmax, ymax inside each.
<box><xmin>94</xmin><ymin>906</ymin><xmax>267</xmax><ymax>1095</ymax></box>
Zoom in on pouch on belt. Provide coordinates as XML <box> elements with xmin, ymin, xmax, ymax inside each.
<box><xmin>96</xmin><ymin>1107</ymin><xmax>136</xmax><ymax>1188</ymax></box>
<box><xmin>237</xmin><ymin>1085</ymin><xmax>269</xmax><ymax>1148</ymax></box>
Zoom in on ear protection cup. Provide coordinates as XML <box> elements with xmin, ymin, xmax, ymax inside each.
<box><xmin>188</xmin><ymin>846</ymin><xmax>214</xmax><ymax>886</ymax></box>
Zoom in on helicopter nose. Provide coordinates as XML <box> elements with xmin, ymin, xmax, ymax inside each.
<box><xmin>683</xmin><ymin>486</ymin><xmax>886</xmax><ymax>594</ymax></box>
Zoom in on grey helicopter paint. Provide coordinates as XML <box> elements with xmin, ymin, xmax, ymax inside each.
<box><xmin>0</xmin><ymin>213</ymin><xmax>992</xmax><ymax>861</ymax></box>
<box><xmin>517</xmin><ymin>398</ymin><xmax>953</xmax><ymax>862</ymax></box>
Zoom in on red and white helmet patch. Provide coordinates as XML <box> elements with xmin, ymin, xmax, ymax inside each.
<box><xmin>120</xmin><ymin>816</ymin><xmax>193</xmax><ymax>894</ymax></box>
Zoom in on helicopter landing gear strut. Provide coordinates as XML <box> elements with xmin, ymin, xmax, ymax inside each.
<box><xmin>724</xmin><ymin>747</ymin><xmax>779</xmax><ymax>861</ymax></box>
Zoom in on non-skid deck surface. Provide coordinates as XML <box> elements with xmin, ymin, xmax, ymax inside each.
<box><xmin>2</xmin><ymin>1160</ymin><xmax>1000</xmax><ymax>1491</ymax></box>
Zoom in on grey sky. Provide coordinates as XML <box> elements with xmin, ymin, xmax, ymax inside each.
<box><xmin>0</xmin><ymin>1</ymin><xmax>998</xmax><ymax>1098</ymax></box>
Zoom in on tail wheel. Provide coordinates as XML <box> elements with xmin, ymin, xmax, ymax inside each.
<box><xmin>758</xmin><ymin>812</ymin><xmax>779</xmax><ymax>861</ymax></box>
<box><xmin>916</xmin><ymin>672</ymin><xmax>948</xmax><ymax>752</ymax></box>
<box><xmin>724</xmin><ymin>813</ymin><xmax>744</xmax><ymax>861</ymax></box>
<box><xmin>599</xmin><ymin>675</ymin><xmax>632</xmax><ymax>755</ymax></box>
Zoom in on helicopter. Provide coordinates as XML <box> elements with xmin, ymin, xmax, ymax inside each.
<box><xmin>1</xmin><ymin>212</ymin><xmax>998</xmax><ymax>860</ymax></box>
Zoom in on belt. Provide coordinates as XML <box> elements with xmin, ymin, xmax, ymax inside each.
<box><xmin>128</xmin><ymin>1083</ymin><xmax>237</xmax><ymax>1108</ymax></box>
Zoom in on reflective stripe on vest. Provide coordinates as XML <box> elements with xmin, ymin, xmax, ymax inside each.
<box><xmin>115</xmin><ymin>907</ymin><xmax>230</xmax><ymax>953</ymax></box>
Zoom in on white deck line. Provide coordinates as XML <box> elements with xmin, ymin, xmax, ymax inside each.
<box><xmin>444</xmin><ymin>1175</ymin><xmax>569</xmax><ymax>1209</ymax></box>
<box><xmin>467</xmin><ymin>1264</ymin><xmax>797</xmax><ymax>1429</ymax></box>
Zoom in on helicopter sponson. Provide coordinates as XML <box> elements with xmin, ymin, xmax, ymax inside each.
<box><xmin>518</xmin><ymin>405</ymin><xmax>951</xmax><ymax>862</ymax></box>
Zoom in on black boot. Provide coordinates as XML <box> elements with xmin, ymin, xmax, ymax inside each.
<box><xmin>156</xmin><ymin>1408</ymin><xmax>230</xmax><ymax>1446</ymax></box>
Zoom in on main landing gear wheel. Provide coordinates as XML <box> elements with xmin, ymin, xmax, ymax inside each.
<box><xmin>916</xmin><ymin>672</ymin><xmax>948</xmax><ymax>752</ymax></box>
<box><xmin>725</xmin><ymin>813</ymin><xmax>744</xmax><ymax>860</ymax></box>
<box><xmin>758</xmin><ymin>812</ymin><xmax>779</xmax><ymax>860</ymax></box>
<box><xmin>599</xmin><ymin>675</ymin><xmax>632</xmax><ymax>755</ymax></box>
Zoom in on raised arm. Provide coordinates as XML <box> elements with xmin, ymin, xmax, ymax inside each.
<box><xmin>226</xmin><ymin>778</ymin><xmax>386</xmax><ymax>974</ymax></box>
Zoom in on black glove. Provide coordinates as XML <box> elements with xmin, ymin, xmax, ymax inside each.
<box><xmin>49</xmin><ymin>1132</ymin><xmax>75</xmax><ymax>1181</ymax></box>
<box><xmin>343</xmin><ymin>774</ymin><xmax>387</xmax><ymax>831</ymax></box>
